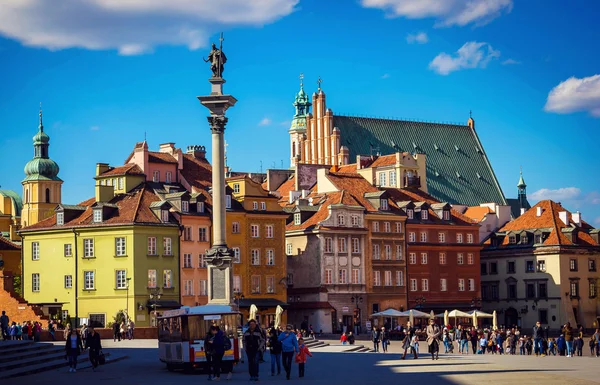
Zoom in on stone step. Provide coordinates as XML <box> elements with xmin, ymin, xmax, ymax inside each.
<box><xmin>0</xmin><ymin>341</ymin><xmax>48</xmax><ymax>355</ymax></box>
<box><xmin>0</xmin><ymin>352</ymin><xmax>124</xmax><ymax>379</ymax></box>
<box><xmin>0</xmin><ymin>350</ymin><xmax>77</xmax><ymax>372</ymax></box>
<box><xmin>0</xmin><ymin>344</ymin><xmax>63</xmax><ymax>364</ymax></box>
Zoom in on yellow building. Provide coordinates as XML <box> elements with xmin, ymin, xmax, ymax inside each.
<box><xmin>20</xmin><ymin>179</ymin><xmax>181</xmax><ymax>327</ymax></box>
<box><xmin>21</xmin><ymin>109</ymin><xmax>62</xmax><ymax>228</ymax></box>
<box><xmin>0</xmin><ymin>189</ymin><xmax>22</xmax><ymax>242</ymax></box>
<box><xmin>226</xmin><ymin>176</ymin><xmax>289</xmax><ymax>326</ymax></box>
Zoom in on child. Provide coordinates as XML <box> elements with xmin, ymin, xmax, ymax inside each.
<box><xmin>340</xmin><ymin>332</ymin><xmax>348</xmax><ymax>345</ymax></box>
<box><xmin>411</xmin><ymin>335</ymin><xmax>420</xmax><ymax>357</ymax></box>
<box><xmin>296</xmin><ymin>338</ymin><xmax>313</xmax><ymax>378</ymax></box>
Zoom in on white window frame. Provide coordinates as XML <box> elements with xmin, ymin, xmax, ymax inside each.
<box><xmin>148</xmin><ymin>269</ymin><xmax>157</xmax><ymax>288</ymax></box>
<box><xmin>148</xmin><ymin>237</ymin><xmax>157</xmax><ymax>255</ymax></box>
<box><xmin>153</xmin><ymin>170</ymin><xmax>160</xmax><ymax>182</ymax></box>
<box><xmin>396</xmin><ymin>245</ymin><xmax>403</xmax><ymax>260</ymax></box>
<box><xmin>384</xmin><ymin>222</ymin><xmax>391</xmax><ymax>233</ymax></box>
<box><xmin>115</xmin><ymin>237</ymin><xmax>126</xmax><ymax>256</ymax></box>
<box><xmin>232</xmin><ymin>222</ymin><xmax>240</xmax><ymax>233</ymax></box>
<box><xmin>439</xmin><ymin>252</ymin><xmax>447</xmax><ymax>265</ymax></box>
<box><xmin>325</xmin><ymin>237</ymin><xmax>333</xmax><ymax>253</ymax></box>
<box><xmin>286</xmin><ymin>243</ymin><xmax>293</xmax><ymax>255</ymax></box>
<box><xmin>184</xmin><ymin>280</ymin><xmax>194</xmax><ymax>296</ymax></box>
<box><xmin>161</xmin><ymin>210</ymin><xmax>169</xmax><ymax>222</ymax></box>
<box><xmin>163</xmin><ymin>237</ymin><xmax>172</xmax><ymax>256</ymax></box>
<box><xmin>339</xmin><ymin>269</ymin><xmax>347</xmax><ymax>284</ymax></box>
<box><xmin>443</xmin><ymin>210</ymin><xmax>450</xmax><ymax>220</ymax></box>
<box><xmin>467</xmin><ymin>233</ymin><xmax>474</xmax><ymax>244</ymax></box>
<box><xmin>468</xmin><ymin>278</ymin><xmax>475</xmax><ymax>292</ymax></box>
<box><xmin>32</xmin><ymin>273</ymin><xmax>40</xmax><ymax>292</ymax></box>
<box><xmin>385</xmin><ymin>244</ymin><xmax>392</xmax><ymax>260</ymax></box>
<box><xmin>372</xmin><ymin>244</ymin><xmax>380</xmax><ymax>260</ymax></box>
<box><xmin>32</xmin><ymin>242</ymin><xmax>40</xmax><ymax>260</ymax></box>
<box><xmin>233</xmin><ymin>183</ymin><xmax>240</xmax><ymax>194</ymax></box>
<box><xmin>373</xmin><ymin>271</ymin><xmax>381</xmax><ymax>286</ymax></box>
<box><xmin>183</xmin><ymin>253</ymin><xmax>192</xmax><ymax>268</ymax></box>
<box><xmin>351</xmin><ymin>215</ymin><xmax>360</xmax><ymax>227</ymax></box>
<box><xmin>457</xmin><ymin>253</ymin><xmax>464</xmax><ymax>265</ymax></box>
<box><xmin>64</xmin><ymin>244</ymin><xmax>72</xmax><ymax>257</ymax></box>
<box><xmin>266</xmin><ymin>276</ymin><xmax>275</xmax><ymax>294</ymax></box>
<box><xmin>378</xmin><ymin>172</ymin><xmax>387</xmax><ymax>186</ymax></box>
<box><xmin>266</xmin><ymin>249</ymin><xmax>275</xmax><ymax>266</ymax></box>
<box><xmin>458</xmin><ymin>278</ymin><xmax>465</xmax><ymax>292</ymax></box>
<box><xmin>352</xmin><ymin>268</ymin><xmax>360</xmax><ymax>284</ymax></box>
<box><xmin>408</xmin><ymin>232</ymin><xmax>416</xmax><ymax>242</ymax></box>
<box><xmin>410</xmin><ymin>279</ymin><xmax>417</xmax><ymax>292</ymax></box>
<box><xmin>396</xmin><ymin>271</ymin><xmax>404</xmax><ymax>286</ymax></box>
<box><xmin>84</xmin><ymin>239</ymin><xmax>94</xmax><ymax>258</ymax></box>
<box><xmin>384</xmin><ymin>271</ymin><xmax>392</xmax><ymax>286</ymax></box>
<box><xmin>197</xmin><ymin>202</ymin><xmax>205</xmax><ymax>213</ymax></box>
<box><xmin>84</xmin><ymin>271</ymin><xmax>95</xmax><ymax>290</ymax></box>
<box><xmin>251</xmin><ymin>249</ymin><xmax>260</xmax><ymax>265</ymax></box>
<box><xmin>409</xmin><ymin>252</ymin><xmax>417</xmax><ymax>264</ymax></box>
<box><xmin>421</xmin><ymin>278</ymin><xmax>429</xmax><ymax>292</ymax></box>
<box><xmin>251</xmin><ymin>276</ymin><xmax>261</xmax><ymax>294</ymax></box>
<box><xmin>372</xmin><ymin>221</ymin><xmax>380</xmax><ymax>232</ymax></box>
<box><xmin>116</xmin><ymin>270</ymin><xmax>127</xmax><ymax>289</ymax></box>
<box><xmin>407</xmin><ymin>209</ymin><xmax>414</xmax><ymax>219</ymax></box>
<box><xmin>337</xmin><ymin>214</ymin><xmax>345</xmax><ymax>226</ymax></box>
<box><xmin>380</xmin><ymin>199</ymin><xmax>389</xmax><ymax>211</ymax></box>
<box><xmin>93</xmin><ymin>209</ymin><xmax>102</xmax><ymax>223</ymax></box>
<box><xmin>57</xmin><ymin>212</ymin><xmax>64</xmax><ymax>226</ymax></box>
<box><xmin>325</xmin><ymin>269</ymin><xmax>333</xmax><ymax>285</ymax></box>
<box><xmin>165</xmin><ymin>171</ymin><xmax>172</xmax><ymax>184</ymax></box>
<box><xmin>226</xmin><ymin>195</ymin><xmax>232</xmax><ymax>209</ymax></box>
<box><xmin>181</xmin><ymin>200</ymin><xmax>189</xmax><ymax>213</ymax></box>
<box><xmin>260</xmin><ymin>202</ymin><xmax>267</xmax><ymax>211</ymax></box>
<box><xmin>352</xmin><ymin>238</ymin><xmax>360</xmax><ymax>253</ymax></box>
<box><xmin>198</xmin><ymin>227</ymin><xmax>208</xmax><ymax>242</ymax></box>
<box><xmin>457</xmin><ymin>233</ymin><xmax>464</xmax><ymax>243</ymax></box>
<box><xmin>233</xmin><ymin>248</ymin><xmax>241</xmax><ymax>263</ymax></box>
<box><xmin>253</xmin><ymin>201</ymin><xmax>258</xmax><ymax>210</ymax></box>
<box><xmin>200</xmin><ymin>280</ymin><xmax>208</xmax><ymax>296</ymax></box>
<box><xmin>251</xmin><ymin>224</ymin><xmax>260</xmax><ymax>238</ymax></box>
<box><xmin>440</xmin><ymin>278</ymin><xmax>447</xmax><ymax>292</ymax></box>
<box><xmin>233</xmin><ymin>276</ymin><xmax>241</xmax><ymax>293</ymax></box>
<box><xmin>163</xmin><ymin>270</ymin><xmax>173</xmax><ymax>289</ymax></box>
<box><xmin>266</xmin><ymin>225</ymin><xmax>274</xmax><ymax>239</ymax></box>
<box><xmin>338</xmin><ymin>237</ymin><xmax>347</xmax><ymax>253</ymax></box>
<box><xmin>294</xmin><ymin>213</ymin><xmax>301</xmax><ymax>225</ymax></box>
<box><xmin>395</xmin><ymin>222</ymin><xmax>402</xmax><ymax>233</ymax></box>
<box><xmin>467</xmin><ymin>253</ymin><xmax>474</xmax><ymax>265</ymax></box>
<box><xmin>389</xmin><ymin>170</ymin><xmax>396</xmax><ymax>186</ymax></box>
<box><xmin>64</xmin><ymin>275</ymin><xmax>72</xmax><ymax>289</ymax></box>
<box><xmin>199</xmin><ymin>254</ymin><xmax>207</xmax><ymax>268</ymax></box>
<box><xmin>420</xmin><ymin>231</ymin><xmax>427</xmax><ymax>242</ymax></box>
<box><xmin>421</xmin><ymin>210</ymin><xmax>428</xmax><ymax>220</ymax></box>
<box><xmin>438</xmin><ymin>232</ymin><xmax>445</xmax><ymax>243</ymax></box>
<box><xmin>421</xmin><ymin>252</ymin><xmax>428</xmax><ymax>264</ymax></box>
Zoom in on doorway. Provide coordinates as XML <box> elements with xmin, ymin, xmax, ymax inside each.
<box><xmin>505</xmin><ymin>307</ymin><xmax>518</xmax><ymax>328</ymax></box>
<box><xmin>342</xmin><ymin>315</ymin><xmax>353</xmax><ymax>333</ymax></box>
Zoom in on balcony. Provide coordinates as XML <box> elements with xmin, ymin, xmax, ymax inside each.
<box><xmin>404</xmin><ymin>176</ymin><xmax>421</xmax><ymax>188</ymax></box>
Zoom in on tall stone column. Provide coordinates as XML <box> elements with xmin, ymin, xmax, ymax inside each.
<box><xmin>198</xmin><ymin>55</ymin><xmax>237</xmax><ymax>305</ymax></box>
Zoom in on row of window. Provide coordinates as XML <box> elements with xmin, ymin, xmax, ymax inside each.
<box><xmin>324</xmin><ymin>268</ymin><xmax>363</xmax><ymax>285</ymax></box>
<box><xmin>183</xmin><ymin>280</ymin><xmax>208</xmax><ymax>296</ymax></box>
<box><xmin>372</xmin><ymin>244</ymin><xmax>404</xmax><ymax>260</ymax></box>
<box><xmin>31</xmin><ymin>269</ymin><xmax>174</xmax><ymax>292</ymax></box>
<box><xmin>373</xmin><ymin>270</ymin><xmax>404</xmax><ymax>287</ymax></box>
<box><xmin>183</xmin><ymin>227</ymin><xmax>209</xmax><ymax>242</ymax></box>
<box><xmin>32</xmin><ymin>237</ymin><xmax>174</xmax><ymax>260</ymax></box>
<box><xmin>246</xmin><ymin>275</ymin><xmax>276</xmax><ymax>294</ymax></box>
<box><xmin>482</xmin><ymin>258</ymin><xmax>596</xmax><ymax>275</ymax></box>
<box><xmin>183</xmin><ymin>248</ymin><xmax>277</xmax><ymax>267</ymax></box>
<box><xmin>407</xmin><ymin>231</ymin><xmax>475</xmax><ymax>244</ymax></box>
<box><xmin>481</xmin><ymin>280</ymin><xmax>597</xmax><ymax>300</ymax></box>
<box><xmin>152</xmin><ymin>170</ymin><xmax>174</xmax><ymax>184</ymax></box>
<box><xmin>371</xmin><ymin>221</ymin><xmax>403</xmax><ymax>233</ymax></box>
<box><xmin>408</xmin><ymin>252</ymin><xmax>474</xmax><ymax>265</ymax></box>
<box><xmin>409</xmin><ymin>278</ymin><xmax>476</xmax><ymax>292</ymax></box>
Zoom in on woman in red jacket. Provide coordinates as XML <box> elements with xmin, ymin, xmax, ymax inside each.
<box><xmin>295</xmin><ymin>338</ymin><xmax>313</xmax><ymax>378</ymax></box>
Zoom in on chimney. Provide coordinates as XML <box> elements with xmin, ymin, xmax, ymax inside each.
<box><xmin>95</xmin><ymin>163</ymin><xmax>110</xmax><ymax>177</ymax></box>
<box><xmin>572</xmin><ymin>211</ymin><xmax>582</xmax><ymax>225</ymax></box>
<box><xmin>520</xmin><ymin>208</ymin><xmax>526</xmax><ymax>216</ymax></box>
<box><xmin>536</xmin><ymin>206</ymin><xmax>543</xmax><ymax>217</ymax></box>
<box><xmin>186</xmin><ymin>145</ymin><xmax>206</xmax><ymax>159</ymax></box>
<box><xmin>159</xmin><ymin>142</ymin><xmax>176</xmax><ymax>154</ymax></box>
<box><xmin>559</xmin><ymin>211</ymin><xmax>569</xmax><ymax>226</ymax></box>
<box><xmin>95</xmin><ymin>183</ymin><xmax>114</xmax><ymax>203</ymax></box>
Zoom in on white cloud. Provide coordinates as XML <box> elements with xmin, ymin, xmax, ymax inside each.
<box><xmin>90</xmin><ymin>126</ymin><xmax>100</xmax><ymax>131</ymax></box>
<box><xmin>381</xmin><ymin>73</ymin><xmax>390</xmax><ymax>79</ymax></box>
<box><xmin>361</xmin><ymin>0</ymin><xmax>512</xmax><ymax>27</ymax></box>
<box><xmin>0</xmin><ymin>0</ymin><xmax>297</xmax><ymax>54</ymax></box>
<box><xmin>544</xmin><ymin>74</ymin><xmax>600</xmax><ymax>117</ymax></box>
<box><xmin>258</xmin><ymin>117</ymin><xmax>272</xmax><ymax>126</ymax></box>
<box><xmin>406</xmin><ymin>32</ymin><xmax>428</xmax><ymax>44</ymax></box>
<box><xmin>530</xmin><ymin>187</ymin><xmax>582</xmax><ymax>202</ymax></box>
<box><xmin>502</xmin><ymin>58</ymin><xmax>520</xmax><ymax>65</ymax></box>
<box><xmin>429</xmin><ymin>41</ymin><xmax>500</xmax><ymax>75</ymax></box>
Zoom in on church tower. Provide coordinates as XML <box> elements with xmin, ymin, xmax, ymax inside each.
<box><xmin>517</xmin><ymin>168</ymin><xmax>530</xmax><ymax>214</ymax></box>
<box><xmin>21</xmin><ymin>107</ymin><xmax>62</xmax><ymax>227</ymax></box>
<box><xmin>289</xmin><ymin>74</ymin><xmax>311</xmax><ymax>168</ymax></box>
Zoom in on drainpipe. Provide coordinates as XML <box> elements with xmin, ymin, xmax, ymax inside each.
<box><xmin>72</xmin><ymin>229</ymin><xmax>79</xmax><ymax>326</ymax></box>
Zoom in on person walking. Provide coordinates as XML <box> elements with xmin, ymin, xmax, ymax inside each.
<box><xmin>0</xmin><ymin>311</ymin><xmax>9</xmax><ymax>340</ymax></box>
<box><xmin>279</xmin><ymin>325</ymin><xmax>299</xmax><ymax>380</ymax></box>
<box><xmin>128</xmin><ymin>320</ymin><xmax>135</xmax><ymax>340</ymax></box>
<box><xmin>48</xmin><ymin>321</ymin><xmax>56</xmax><ymax>341</ymax></box>
<box><xmin>244</xmin><ymin>320</ymin><xmax>265</xmax><ymax>382</ymax></box>
<box><xmin>426</xmin><ymin>318</ymin><xmax>441</xmax><ymax>360</ymax></box>
<box><xmin>459</xmin><ymin>326</ymin><xmax>469</xmax><ymax>354</ymax></box>
<box><xmin>295</xmin><ymin>338</ymin><xmax>312</xmax><ymax>378</ymax></box>
<box><xmin>65</xmin><ymin>328</ymin><xmax>83</xmax><ymax>373</ymax></box>
<box><xmin>563</xmin><ymin>322</ymin><xmax>574</xmax><ymax>357</ymax></box>
<box><xmin>372</xmin><ymin>327</ymin><xmax>381</xmax><ymax>352</ymax></box>
<box><xmin>381</xmin><ymin>327</ymin><xmax>390</xmax><ymax>353</ymax></box>
<box><xmin>470</xmin><ymin>327</ymin><xmax>478</xmax><ymax>354</ymax></box>
<box><xmin>347</xmin><ymin>331</ymin><xmax>355</xmax><ymax>345</ymax></box>
<box><xmin>592</xmin><ymin>329</ymin><xmax>600</xmax><ymax>357</ymax></box>
<box><xmin>340</xmin><ymin>332</ymin><xmax>347</xmax><ymax>345</ymax></box>
<box><xmin>85</xmin><ymin>326</ymin><xmax>102</xmax><ymax>371</ymax></box>
<box><xmin>401</xmin><ymin>322</ymin><xmax>417</xmax><ymax>360</ymax></box>
<box><xmin>533</xmin><ymin>321</ymin><xmax>544</xmax><ymax>356</ymax></box>
<box><xmin>206</xmin><ymin>325</ymin><xmax>226</xmax><ymax>381</ymax></box>
<box><xmin>268</xmin><ymin>327</ymin><xmax>282</xmax><ymax>376</ymax></box>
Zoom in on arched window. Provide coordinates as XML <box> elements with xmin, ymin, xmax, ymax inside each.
<box><xmin>45</xmin><ymin>188</ymin><xmax>51</xmax><ymax>203</ymax></box>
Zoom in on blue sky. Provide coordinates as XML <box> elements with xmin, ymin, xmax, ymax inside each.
<box><xmin>1</xmin><ymin>0</ymin><xmax>599</xmax><ymax>225</ymax></box>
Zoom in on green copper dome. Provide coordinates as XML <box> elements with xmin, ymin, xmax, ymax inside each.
<box><xmin>22</xmin><ymin>107</ymin><xmax>62</xmax><ymax>182</ymax></box>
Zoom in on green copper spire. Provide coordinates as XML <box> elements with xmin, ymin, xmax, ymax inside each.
<box><xmin>23</xmin><ymin>105</ymin><xmax>61</xmax><ymax>182</ymax></box>
<box><xmin>290</xmin><ymin>73</ymin><xmax>311</xmax><ymax>133</ymax></box>
<box><xmin>517</xmin><ymin>167</ymin><xmax>526</xmax><ymax>189</ymax></box>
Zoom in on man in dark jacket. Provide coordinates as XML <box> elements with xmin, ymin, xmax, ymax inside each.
<box><xmin>268</xmin><ymin>328</ymin><xmax>282</xmax><ymax>376</ymax></box>
<box><xmin>243</xmin><ymin>320</ymin><xmax>264</xmax><ymax>381</ymax></box>
<box><xmin>85</xmin><ymin>326</ymin><xmax>102</xmax><ymax>370</ymax></box>
<box><xmin>532</xmin><ymin>321</ymin><xmax>544</xmax><ymax>356</ymax></box>
<box><xmin>112</xmin><ymin>321</ymin><xmax>120</xmax><ymax>342</ymax></box>
<box><xmin>205</xmin><ymin>325</ymin><xmax>226</xmax><ymax>381</ymax></box>
<box><xmin>0</xmin><ymin>311</ymin><xmax>9</xmax><ymax>340</ymax></box>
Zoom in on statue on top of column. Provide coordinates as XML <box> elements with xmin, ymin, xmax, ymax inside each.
<box><xmin>204</xmin><ymin>35</ymin><xmax>227</xmax><ymax>78</ymax></box>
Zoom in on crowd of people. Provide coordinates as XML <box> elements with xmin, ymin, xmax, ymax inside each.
<box><xmin>111</xmin><ymin>319</ymin><xmax>135</xmax><ymax>341</ymax></box>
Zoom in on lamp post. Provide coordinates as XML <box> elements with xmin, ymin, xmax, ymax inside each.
<box><xmin>234</xmin><ymin>292</ymin><xmax>245</xmax><ymax>311</ymax></box>
<box><xmin>415</xmin><ymin>296</ymin><xmax>426</xmax><ymax>310</ymax></box>
<box><xmin>471</xmin><ymin>297</ymin><xmax>482</xmax><ymax>310</ymax></box>
<box><xmin>350</xmin><ymin>294</ymin><xmax>363</xmax><ymax>335</ymax></box>
<box><xmin>126</xmin><ymin>277</ymin><xmax>132</xmax><ymax>321</ymax></box>
<box><xmin>150</xmin><ymin>288</ymin><xmax>162</xmax><ymax>327</ymax></box>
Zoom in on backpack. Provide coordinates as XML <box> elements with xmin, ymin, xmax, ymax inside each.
<box><xmin>223</xmin><ymin>335</ymin><xmax>232</xmax><ymax>351</ymax></box>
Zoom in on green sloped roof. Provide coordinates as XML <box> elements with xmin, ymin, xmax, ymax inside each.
<box><xmin>334</xmin><ymin>116</ymin><xmax>507</xmax><ymax>206</ymax></box>
<box><xmin>0</xmin><ymin>189</ymin><xmax>23</xmax><ymax>217</ymax></box>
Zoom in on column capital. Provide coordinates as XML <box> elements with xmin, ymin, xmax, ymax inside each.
<box><xmin>208</xmin><ymin>116</ymin><xmax>228</xmax><ymax>134</ymax></box>
<box><xmin>206</xmin><ymin>245</ymin><xmax>233</xmax><ymax>269</ymax></box>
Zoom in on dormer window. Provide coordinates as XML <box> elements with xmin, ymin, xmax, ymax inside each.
<box><xmin>380</xmin><ymin>199</ymin><xmax>389</xmax><ymax>211</ymax></box>
<box><xmin>294</xmin><ymin>213</ymin><xmax>301</xmax><ymax>225</ymax></box>
<box><xmin>338</xmin><ymin>214</ymin><xmax>346</xmax><ymax>226</ymax></box>
<box><xmin>378</xmin><ymin>172</ymin><xmax>387</xmax><ymax>187</ymax></box>
<box><xmin>226</xmin><ymin>195</ymin><xmax>232</xmax><ymax>209</ymax></box>
<box><xmin>520</xmin><ymin>234</ymin><xmax>528</xmax><ymax>244</ymax></box>
<box><xmin>407</xmin><ymin>209</ymin><xmax>414</xmax><ymax>219</ymax></box>
<box><xmin>443</xmin><ymin>210</ymin><xmax>450</xmax><ymax>220</ymax></box>
<box><xmin>93</xmin><ymin>209</ymin><xmax>102</xmax><ymax>223</ymax></box>
<box><xmin>421</xmin><ymin>210</ymin><xmax>428</xmax><ymax>220</ymax></box>
<box><xmin>197</xmin><ymin>202</ymin><xmax>205</xmax><ymax>213</ymax></box>
<box><xmin>509</xmin><ymin>235</ymin><xmax>516</xmax><ymax>244</ymax></box>
<box><xmin>161</xmin><ymin>210</ymin><xmax>169</xmax><ymax>222</ymax></box>
<box><xmin>57</xmin><ymin>212</ymin><xmax>64</xmax><ymax>226</ymax></box>
<box><xmin>253</xmin><ymin>201</ymin><xmax>258</xmax><ymax>210</ymax></box>
<box><xmin>535</xmin><ymin>234</ymin><xmax>542</xmax><ymax>244</ymax></box>
<box><xmin>118</xmin><ymin>178</ymin><xmax>124</xmax><ymax>190</ymax></box>
<box><xmin>181</xmin><ymin>201</ymin><xmax>189</xmax><ymax>213</ymax></box>
<box><xmin>233</xmin><ymin>183</ymin><xmax>240</xmax><ymax>194</ymax></box>
<box><xmin>153</xmin><ymin>171</ymin><xmax>160</xmax><ymax>182</ymax></box>
<box><xmin>260</xmin><ymin>202</ymin><xmax>267</xmax><ymax>211</ymax></box>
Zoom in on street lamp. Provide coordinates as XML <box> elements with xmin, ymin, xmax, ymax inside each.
<box><xmin>150</xmin><ymin>288</ymin><xmax>162</xmax><ymax>327</ymax></box>
<box><xmin>471</xmin><ymin>297</ymin><xmax>482</xmax><ymax>309</ymax></box>
<box><xmin>350</xmin><ymin>295</ymin><xmax>363</xmax><ymax>335</ymax></box>
<box><xmin>126</xmin><ymin>277</ymin><xmax>132</xmax><ymax>321</ymax></box>
<box><xmin>415</xmin><ymin>296</ymin><xmax>426</xmax><ymax>310</ymax></box>
<box><xmin>234</xmin><ymin>292</ymin><xmax>245</xmax><ymax>311</ymax></box>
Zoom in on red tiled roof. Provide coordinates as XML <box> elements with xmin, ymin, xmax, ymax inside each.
<box><xmin>325</xmin><ymin>172</ymin><xmax>386</xmax><ymax>212</ymax></box>
<box><xmin>99</xmin><ymin>163</ymin><xmax>145</xmax><ymax>177</ymax></box>
<box><xmin>464</xmin><ymin>206</ymin><xmax>493</xmax><ymax>222</ymax></box>
<box><xmin>21</xmin><ymin>184</ymin><xmax>168</xmax><ymax>231</ymax></box>
<box><xmin>286</xmin><ymin>192</ymin><xmax>340</xmax><ymax>231</ymax></box>
<box><xmin>498</xmin><ymin>200</ymin><xmax>598</xmax><ymax>247</ymax></box>
<box><xmin>369</xmin><ymin>154</ymin><xmax>397</xmax><ymax>168</ymax></box>
<box><xmin>336</xmin><ymin>164</ymin><xmax>357</xmax><ymax>173</ymax></box>
<box><xmin>0</xmin><ymin>236</ymin><xmax>20</xmax><ymax>250</ymax></box>
<box><xmin>180</xmin><ymin>154</ymin><xmax>213</xmax><ymax>204</ymax></box>
<box><xmin>275</xmin><ymin>177</ymin><xmax>296</xmax><ymax>205</ymax></box>
<box><xmin>148</xmin><ymin>152</ymin><xmax>178</xmax><ymax>164</ymax></box>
